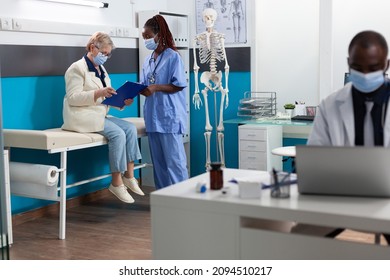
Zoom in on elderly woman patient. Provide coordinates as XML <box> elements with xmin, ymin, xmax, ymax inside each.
<box><xmin>62</xmin><ymin>31</ymin><xmax>143</xmax><ymax>203</ymax></box>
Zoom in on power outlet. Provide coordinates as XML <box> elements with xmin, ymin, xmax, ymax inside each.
<box><xmin>0</xmin><ymin>18</ymin><xmax>13</xmax><ymax>30</ymax></box>
<box><xmin>108</xmin><ymin>28</ymin><xmax>116</xmax><ymax>37</ymax></box>
<box><xmin>123</xmin><ymin>28</ymin><xmax>130</xmax><ymax>37</ymax></box>
<box><xmin>116</xmin><ymin>27</ymin><xmax>123</xmax><ymax>37</ymax></box>
<box><xmin>12</xmin><ymin>19</ymin><xmax>22</xmax><ymax>30</ymax></box>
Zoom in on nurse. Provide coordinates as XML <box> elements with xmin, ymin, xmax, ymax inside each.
<box><xmin>140</xmin><ymin>15</ymin><xmax>188</xmax><ymax>189</ymax></box>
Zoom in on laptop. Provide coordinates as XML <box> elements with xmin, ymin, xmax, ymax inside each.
<box><xmin>295</xmin><ymin>146</ymin><xmax>390</xmax><ymax>198</ymax></box>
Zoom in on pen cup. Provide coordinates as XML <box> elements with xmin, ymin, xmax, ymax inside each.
<box><xmin>270</xmin><ymin>171</ymin><xmax>290</xmax><ymax>199</ymax></box>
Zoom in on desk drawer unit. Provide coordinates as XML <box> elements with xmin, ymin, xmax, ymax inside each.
<box><xmin>239</xmin><ymin>124</ymin><xmax>282</xmax><ymax>171</ymax></box>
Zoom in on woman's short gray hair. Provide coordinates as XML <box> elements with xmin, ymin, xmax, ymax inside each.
<box><xmin>86</xmin><ymin>31</ymin><xmax>115</xmax><ymax>51</ymax></box>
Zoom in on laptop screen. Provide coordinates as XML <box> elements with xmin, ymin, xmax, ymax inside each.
<box><xmin>295</xmin><ymin>146</ymin><xmax>390</xmax><ymax>198</ymax></box>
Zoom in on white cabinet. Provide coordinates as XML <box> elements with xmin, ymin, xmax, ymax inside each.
<box><xmin>239</xmin><ymin>124</ymin><xmax>282</xmax><ymax>171</ymax></box>
<box><xmin>138</xmin><ymin>11</ymin><xmax>190</xmax><ymax>187</ymax></box>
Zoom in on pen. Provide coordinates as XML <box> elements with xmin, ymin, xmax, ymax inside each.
<box><xmin>262</xmin><ymin>180</ymin><xmax>297</xmax><ymax>189</ymax></box>
<box><xmin>272</xmin><ymin>168</ymin><xmax>281</xmax><ymax>196</ymax></box>
<box><xmin>272</xmin><ymin>168</ymin><xmax>278</xmax><ymax>186</ymax></box>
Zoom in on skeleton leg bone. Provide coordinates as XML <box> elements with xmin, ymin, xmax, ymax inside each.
<box><xmin>204</xmin><ymin>131</ymin><xmax>212</xmax><ymax>169</ymax></box>
<box><xmin>201</xmin><ymin>87</ymin><xmax>213</xmax><ymax>131</ymax></box>
<box><xmin>217</xmin><ymin>88</ymin><xmax>226</xmax><ymax>132</ymax></box>
<box><xmin>217</xmin><ymin>132</ymin><xmax>225</xmax><ymax>167</ymax></box>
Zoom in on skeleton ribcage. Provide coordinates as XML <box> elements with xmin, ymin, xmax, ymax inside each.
<box><xmin>197</xmin><ymin>33</ymin><xmax>225</xmax><ymax>74</ymax></box>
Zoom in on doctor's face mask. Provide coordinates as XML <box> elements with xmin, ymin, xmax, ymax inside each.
<box><xmin>349</xmin><ymin>69</ymin><xmax>385</xmax><ymax>93</ymax></box>
<box><xmin>348</xmin><ymin>39</ymin><xmax>389</xmax><ymax>93</ymax></box>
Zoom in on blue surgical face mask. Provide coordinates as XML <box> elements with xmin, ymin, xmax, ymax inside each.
<box><xmin>144</xmin><ymin>37</ymin><xmax>158</xmax><ymax>50</ymax></box>
<box><xmin>349</xmin><ymin>69</ymin><xmax>385</xmax><ymax>93</ymax></box>
<box><xmin>93</xmin><ymin>52</ymin><xmax>108</xmax><ymax>66</ymax></box>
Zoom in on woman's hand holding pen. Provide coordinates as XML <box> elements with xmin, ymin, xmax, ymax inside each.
<box><xmin>95</xmin><ymin>87</ymin><xmax>116</xmax><ymax>101</ymax></box>
<box><xmin>140</xmin><ymin>85</ymin><xmax>157</xmax><ymax>97</ymax></box>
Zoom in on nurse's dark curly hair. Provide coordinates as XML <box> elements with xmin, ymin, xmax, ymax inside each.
<box><xmin>144</xmin><ymin>15</ymin><xmax>177</xmax><ymax>53</ymax></box>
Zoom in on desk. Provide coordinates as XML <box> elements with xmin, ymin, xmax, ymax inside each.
<box><xmin>151</xmin><ymin>168</ymin><xmax>390</xmax><ymax>259</ymax></box>
<box><xmin>272</xmin><ymin>146</ymin><xmax>296</xmax><ymax>172</ymax></box>
<box><xmin>272</xmin><ymin>146</ymin><xmax>296</xmax><ymax>157</ymax></box>
<box><xmin>224</xmin><ymin>117</ymin><xmax>313</xmax><ymax>139</ymax></box>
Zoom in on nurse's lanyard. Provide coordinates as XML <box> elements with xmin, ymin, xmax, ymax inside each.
<box><xmin>148</xmin><ymin>51</ymin><xmax>164</xmax><ymax>84</ymax></box>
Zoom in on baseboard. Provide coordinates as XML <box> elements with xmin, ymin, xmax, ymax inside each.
<box><xmin>11</xmin><ymin>188</ymin><xmax>112</xmax><ymax>226</ymax></box>
<box><xmin>11</xmin><ymin>178</ymin><xmax>155</xmax><ymax>226</ymax></box>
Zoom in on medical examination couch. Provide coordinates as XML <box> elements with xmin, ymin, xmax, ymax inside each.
<box><xmin>3</xmin><ymin>117</ymin><xmax>147</xmax><ymax>239</ymax></box>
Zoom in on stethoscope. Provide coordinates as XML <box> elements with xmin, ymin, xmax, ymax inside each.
<box><xmin>148</xmin><ymin>51</ymin><xmax>164</xmax><ymax>84</ymax></box>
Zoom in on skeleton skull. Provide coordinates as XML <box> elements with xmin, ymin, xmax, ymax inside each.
<box><xmin>202</xmin><ymin>8</ymin><xmax>218</xmax><ymax>28</ymax></box>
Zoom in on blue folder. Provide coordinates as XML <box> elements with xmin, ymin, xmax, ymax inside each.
<box><xmin>102</xmin><ymin>81</ymin><xmax>147</xmax><ymax>109</ymax></box>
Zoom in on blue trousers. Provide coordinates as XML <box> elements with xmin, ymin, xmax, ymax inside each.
<box><xmin>98</xmin><ymin>117</ymin><xmax>141</xmax><ymax>173</ymax></box>
<box><xmin>148</xmin><ymin>132</ymin><xmax>188</xmax><ymax>189</ymax></box>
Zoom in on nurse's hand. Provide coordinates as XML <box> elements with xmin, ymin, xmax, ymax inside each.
<box><xmin>140</xmin><ymin>85</ymin><xmax>157</xmax><ymax>97</ymax></box>
<box><xmin>124</xmin><ymin>98</ymin><xmax>134</xmax><ymax>106</ymax></box>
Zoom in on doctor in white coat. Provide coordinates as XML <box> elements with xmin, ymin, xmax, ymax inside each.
<box><xmin>309</xmin><ymin>30</ymin><xmax>390</xmax><ymax>147</ymax></box>
<box><xmin>306</xmin><ymin>30</ymin><xmax>390</xmax><ymax>243</ymax></box>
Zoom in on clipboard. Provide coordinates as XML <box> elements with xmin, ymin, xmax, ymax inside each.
<box><xmin>102</xmin><ymin>81</ymin><xmax>147</xmax><ymax>109</ymax></box>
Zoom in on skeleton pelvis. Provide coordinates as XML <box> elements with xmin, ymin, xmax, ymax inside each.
<box><xmin>200</xmin><ymin>71</ymin><xmax>223</xmax><ymax>88</ymax></box>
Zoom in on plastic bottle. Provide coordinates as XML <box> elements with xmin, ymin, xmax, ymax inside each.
<box><xmin>209</xmin><ymin>162</ymin><xmax>223</xmax><ymax>190</ymax></box>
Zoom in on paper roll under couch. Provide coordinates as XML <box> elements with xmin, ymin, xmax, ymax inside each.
<box><xmin>4</xmin><ymin>117</ymin><xmax>147</xmax><ymax>240</ymax></box>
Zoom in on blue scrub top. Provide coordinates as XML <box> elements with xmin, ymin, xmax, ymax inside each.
<box><xmin>140</xmin><ymin>48</ymin><xmax>187</xmax><ymax>134</ymax></box>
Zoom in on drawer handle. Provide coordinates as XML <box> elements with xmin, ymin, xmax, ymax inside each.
<box><xmin>248</xmin><ymin>157</ymin><xmax>257</xmax><ymax>159</ymax></box>
<box><xmin>247</xmin><ymin>134</ymin><xmax>257</xmax><ymax>137</ymax></box>
<box><xmin>247</xmin><ymin>145</ymin><xmax>257</xmax><ymax>148</ymax></box>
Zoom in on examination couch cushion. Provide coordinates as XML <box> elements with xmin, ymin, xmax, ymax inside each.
<box><xmin>4</xmin><ymin>117</ymin><xmax>146</xmax><ymax>151</ymax></box>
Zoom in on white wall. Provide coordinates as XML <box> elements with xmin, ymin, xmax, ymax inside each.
<box><xmin>0</xmin><ymin>0</ymin><xmax>168</xmax><ymax>47</ymax></box>
<box><xmin>332</xmin><ymin>0</ymin><xmax>390</xmax><ymax>93</ymax></box>
<box><xmin>254</xmin><ymin>0</ymin><xmax>320</xmax><ymax>110</ymax></box>
<box><xmin>3</xmin><ymin>0</ymin><xmax>390</xmax><ymax>105</ymax></box>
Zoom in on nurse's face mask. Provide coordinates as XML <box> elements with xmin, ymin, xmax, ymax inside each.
<box><xmin>144</xmin><ymin>36</ymin><xmax>158</xmax><ymax>51</ymax></box>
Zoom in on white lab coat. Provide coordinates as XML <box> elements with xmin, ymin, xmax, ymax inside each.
<box><xmin>308</xmin><ymin>82</ymin><xmax>390</xmax><ymax>146</ymax></box>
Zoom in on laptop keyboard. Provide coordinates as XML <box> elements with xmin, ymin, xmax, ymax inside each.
<box><xmin>291</xmin><ymin>115</ymin><xmax>315</xmax><ymax>121</ymax></box>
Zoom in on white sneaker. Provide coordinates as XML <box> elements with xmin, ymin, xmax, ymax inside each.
<box><xmin>122</xmin><ymin>176</ymin><xmax>145</xmax><ymax>196</ymax></box>
<box><xmin>108</xmin><ymin>184</ymin><xmax>135</xmax><ymax>203</ymax></box>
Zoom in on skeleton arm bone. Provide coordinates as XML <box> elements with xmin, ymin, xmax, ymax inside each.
<box><xmin>221</xmin><ymin>36</ymin><xmax>230</xmax><ymax>108</ymax></box>
<box><xmin>193</xmin><ymin>37</ymin><xmax>202</xmax><ymax>109</ymax></box>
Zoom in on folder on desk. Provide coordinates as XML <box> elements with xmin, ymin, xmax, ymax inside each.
<box><xmin>102</xmin><ymin>81</ymin><xmax>147</xmax><ymax>109</ymax></box>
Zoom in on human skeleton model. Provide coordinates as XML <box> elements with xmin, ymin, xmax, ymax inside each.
<box><xmin>229</xmin><ymin>0</ymin><xmax>244</xmax><ymax>42</ymax></box>
<box><xmin>193</xmin><ymin>8</ymin><xmax>230</xmax><ymax>168</ymax></box>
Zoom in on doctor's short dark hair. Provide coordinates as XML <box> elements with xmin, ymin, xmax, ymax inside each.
<box><xmin>348</xmin><ymin>30</ymin><xmax>388</xmax><ymax>57</ymax></box>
